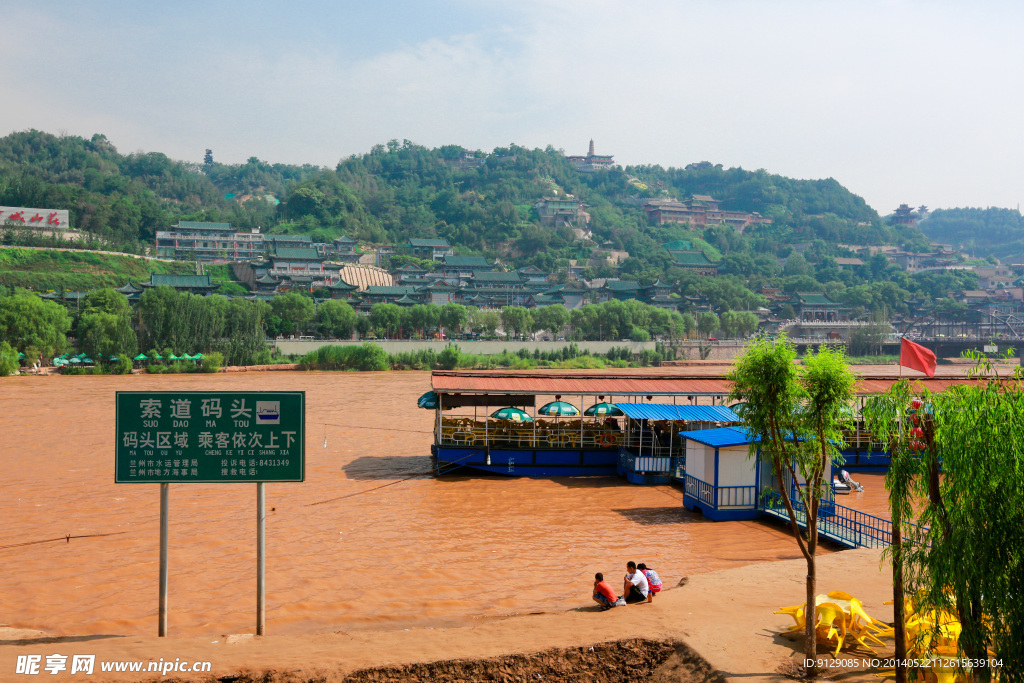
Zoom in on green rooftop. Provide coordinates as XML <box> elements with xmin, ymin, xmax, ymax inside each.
<box><xmin>672</xmin><ymin>251</ymin><xmax>715</xmax><ymax>266</ymax></box>
<box><xmin>273</xmin><ymin>246</ymin><xmax>322</xmax><ymax>261</ymax></box>
<box><xmin>147</xmin><ymin>274</ymin><xmax>215</xmax><ymax>288</ymax></box>
<box><xmin>791</xmin><ymin>292</ymin><xmax>837</xmax><ymax>305</ymax></box>
<box><xmin>473</xmin><ymin>271</ymin><xmax>522</xmax><ymax>283</ymax></box>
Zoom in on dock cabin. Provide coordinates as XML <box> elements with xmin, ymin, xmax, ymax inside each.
<box><xmin>676</xmin><ymin>427</ymin><xmax>835</xmax><ymax>522</ymax></box>
<box><xmin>678</xmin><ymin>427</ymin><xmax>761</xmax><ymax>521</ymax></box>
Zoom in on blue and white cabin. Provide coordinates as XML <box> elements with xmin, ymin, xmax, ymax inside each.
<box><xmin>679</xmin><ymin>427</ymin><xmax>761</xmax><ymax>521</ymax></box>
<box><xmin>679</xmin><ymin>427</ymin><xmax>836</xmax><ymax>521</ymax></box>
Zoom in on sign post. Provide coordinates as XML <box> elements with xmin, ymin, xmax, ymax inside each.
<box><xmin>256</xmin><ymin>482</ymin><xmax>265</xmax><ymax>636</ymax></box>
<box><xmin>116</xmin><ymin>391</ymin><xmax>305</xmax><ymax>636</ymax></box>
<box><xmin>159</xmin><ymin>483</ymin><xmax>168</xmax><ymax>637</ymax></box>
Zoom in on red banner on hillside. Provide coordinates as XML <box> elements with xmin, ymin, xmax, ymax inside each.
<box><xmin>900</xmin><ymin>338</ymin><xmax>937</xmax><ymax>377</ymax></box>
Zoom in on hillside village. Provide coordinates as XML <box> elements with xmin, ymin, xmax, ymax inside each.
<box><xmin>2</xmin><ymin>133</ymin><xmax>1022</xmax><ymax>346</ymax></box>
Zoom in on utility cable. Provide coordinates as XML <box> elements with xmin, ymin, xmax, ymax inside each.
<box><xmin>0</xmin><ymin>531</ymin><xmax>128</xmax><ymax>551</ymax></box>
<box><xmin>306</xmin><ymin>450</ymin><xmax>482</xmax><ymax>507</ymax></box>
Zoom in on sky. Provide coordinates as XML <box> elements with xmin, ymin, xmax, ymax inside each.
<box><xmin>2</xmin><ymin>0</ymin><xmax>1022</xmax><ymax>216</ymax></box>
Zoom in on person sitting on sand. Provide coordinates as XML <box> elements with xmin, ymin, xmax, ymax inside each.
<box><xmin>623</xmin><ymin>561</ymin><xmax>649</xmax><ymax>604</ymax></box>
<box><xmin>637</xmin><ymin>563</ymin><xmax>662</xmax><ymax>602</ymax></box>
<box><xmin>592</xmin><ymin>572</ymin><xmax>617</xmax><ymax>611</ymax></box>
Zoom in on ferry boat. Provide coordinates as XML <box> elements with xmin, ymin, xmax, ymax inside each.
<box><xmin>421</xmin><ymin>369</ymin><xmax>994</xmax><ymax>479</ymax></box>
<box><xmin>424</xmin><ymin>370</ymin><xmax>745</xmax><ymax>477</ymax></box>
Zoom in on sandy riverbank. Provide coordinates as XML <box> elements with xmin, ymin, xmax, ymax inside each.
<box><xmin>1</xmin><ymin>546</ymin><xmax>897</xmax><ymax>682</ymax></box>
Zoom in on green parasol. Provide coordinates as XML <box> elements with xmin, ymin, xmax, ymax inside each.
<box><xmin>584</xmin><ymin>402</ymin><xmax>624</xmax><ymax>417</ymax></box>
<box><xmin>538</xmin><ymin>401</ymin><xmax>579</xmax><ymax>417</ymax></box>
<box><xmin>192</xmin><ymin>352</ymin><xmax>204</xmax><ymax>359</ymax></box>
<box><xmin>134</xmin><ymin>353</ymin><xmax>148</xmax><ymax>361</ymax></box>
<box><xmin>490</xmin><ymin>407</ymin><xmax>533</xmax><ymax>422</ymax></box>
<box><xmin>418</xmin><ymin>390</ymin><xmax>454</xmax><ymax>409</ymax></box>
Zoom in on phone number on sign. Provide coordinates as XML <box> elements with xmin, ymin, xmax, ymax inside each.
<box><xmin>804</xmin><ymin>658</ymin><xmax>1003</xmax><ymax>669</ymax></box>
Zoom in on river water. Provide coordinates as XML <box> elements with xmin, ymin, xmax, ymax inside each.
<box><xmin>0</xmin><ymin>372</ymin><xmax>887</xmax><ymax>637</ymax></box>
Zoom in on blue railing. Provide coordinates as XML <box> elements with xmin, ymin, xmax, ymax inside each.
<box><xmin>685</xmin><ymin>475</ymin><xmax>714</xmax><ymax>507</ymax></box>
<box><xmin>717</xmin><ymin>485</ymin><xmax>758</xmax><ymax>507</ymax></box>
<box><xmin>619</xmin><ymin>449</ymin><xmax>671</xmax><ymax>473</ymax></box>
<box><xmin>684</xmin><ymin>475</ymin><xmax>757</xmax><ymax>509</ymax></box>
<box><xmin>760</xmin><ymin>489</ymin><xmax>895</xmax><ymax>548</ymax></box>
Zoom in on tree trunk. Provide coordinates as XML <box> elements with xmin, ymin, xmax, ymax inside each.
<box><xmin>805</xmin><ymin>559</ymin><xmax>818</xmax><ymax>677</ymax></box>
<box><xmin>891</xmin><ymin>520</ymin><xmax>907</xmax><ymax>683</ymax></box>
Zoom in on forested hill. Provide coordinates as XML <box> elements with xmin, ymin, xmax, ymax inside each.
<box><xmin>919</xmin><ymin>207</ymin><xmax>1024</xmax><ymax>263</ymax></box>
<box><xmin>0</xmin><ymin>129</ymin><xmax>966</xmax><ymax>316</ymax></box>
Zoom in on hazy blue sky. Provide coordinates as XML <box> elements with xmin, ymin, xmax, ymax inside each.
<box><xmin>3</xmin><ymin>1</ymin><xmax>1022</xmax><ymax>216</ymax></box>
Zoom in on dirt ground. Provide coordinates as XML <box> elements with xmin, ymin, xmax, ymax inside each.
<box><xmin>1</xmin><ymin>546</ymin><xmax>897</xmax><ymax>682</ymax></box>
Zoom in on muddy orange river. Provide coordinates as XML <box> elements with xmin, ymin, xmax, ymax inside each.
<box><xmin>0</xmin><ymin>372</ymin><xmax>889</xmax><ymax>637</ymax></box>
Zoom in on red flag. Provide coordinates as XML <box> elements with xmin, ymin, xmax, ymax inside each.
<box><xmin>900</xmin><ymin>338</ymin><xmax>936</xmax><ymax>377</ymax></box>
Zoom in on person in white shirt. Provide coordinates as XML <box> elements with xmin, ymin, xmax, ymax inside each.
<box><xmin>623</xmin><ymin>560</ymin><xmax>649</xmax><ymax>604</ymax></box>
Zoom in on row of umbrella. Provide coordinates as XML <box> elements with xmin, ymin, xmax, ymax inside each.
<box><xmin>418</xmin><ymin>392</ymin><xmax>623</xmax><ymax>421</ymax></box>
<box><xmin>52</xmin><ymin>352</ymin><xmax>206</xmax><ymax>366</ymax></box>
<box><xmin>491</xmin><ymin>401</ymin><xmax>624</xmax><ymax>422</ymax></box>
<box><xmin>132</xmin><ymin>352</ymin><xmax>205</xmax><ymax>361</ymax></box>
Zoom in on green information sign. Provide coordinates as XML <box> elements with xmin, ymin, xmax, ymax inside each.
<box><xmin>115</xmin><ymin>391</ymin><xmax>305</xmax><ymax>483</ymax></box>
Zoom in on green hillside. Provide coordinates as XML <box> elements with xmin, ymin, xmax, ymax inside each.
<box><xmin>0</xmin><ymin>248</ymin><xmax>197</xmax><ymax>292</ymax></box>
<box><xmin>919</xmin><ymin>207</ymin><xmax>1024</xmax><ymax>263</ymax></box>
<box><xmin>0</xmin><ymin>129</ymin><xmax>977</xmax><ymax>317</ymax></box>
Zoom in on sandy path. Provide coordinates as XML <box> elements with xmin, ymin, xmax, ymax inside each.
<box><xmin>0</xmin><ymin>547</ymin><xmax>895</xmax><ymax>681</ymax></box>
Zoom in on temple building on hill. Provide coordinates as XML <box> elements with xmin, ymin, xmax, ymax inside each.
<box><xmin>567</xmin><ymin>140</ymin><xmax>615</xmax><ymax>172</ymax></box>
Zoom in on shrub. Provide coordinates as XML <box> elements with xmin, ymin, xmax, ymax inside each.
<box><xmin>113</xmin><ymin>355</ymin><xmax>133</xmax><ymax>375</ymax></box>
<box><xmin>201</xmin><ymin>352</ymin><xmax>224</xmax><ymax>373</ymax></box>
<box><xmin>0</xmin><ymin>341</ymin><xmax>18</xmax><ymax>377</ymax></box>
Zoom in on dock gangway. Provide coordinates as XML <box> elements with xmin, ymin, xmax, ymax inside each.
<box><xmin>759</xmin><ymin>489</ymin><xmax>898</xmax><ymax>549</ymax></box>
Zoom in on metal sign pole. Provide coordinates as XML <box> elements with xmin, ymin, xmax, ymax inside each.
<box><xmin>256</xmin><ymin>482</ymin><xmax>265</xmax><ymax>636</ymax></box>
<box><xmin>159</xmin><ymin>483</ymin><xmax>169</xmax><ymax>637</ymax></box>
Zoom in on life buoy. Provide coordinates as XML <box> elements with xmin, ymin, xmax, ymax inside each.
<box><xmin>599</xmin><ymin>433</ymin><xmax>615</xmax><ymax>448</ymax></box>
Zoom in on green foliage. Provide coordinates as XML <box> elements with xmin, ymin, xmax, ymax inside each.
<box><xmin>436</xmin><ymin>344</ymin><xmax>462</xmax><ymax>370</ymax></box>
<box><xmin>728</xmin><ymin>339</ymin><xmax>855</xmax><ymax>672</ymax></box>
<box><xmin>865</xmin><ymin>364</ymin><xmax>1024</xmax><ymax>676</ymax></box>
<box><xmin>315</xmin><ymin>300</ymin><xmax>357</xmax><ymax>339</ymax></box>
<box><xmin>0</xmin><ymin>340</ymin><xmax>18</xmax><ymax>376</ymax></box>
<box><xmin>368</xmin><ymin>303</ymin><xmax>402</xmax><ymax>337</ymax></box>
<box><xmin>0</xmin><ymin>248</ymin><xmax>195</xmax><ymax>292</ymax></box>
<box><xmin>300</xmin><ymin>343</ymin><xmax>389</xmax><ymax>371</ymax></box>
<box><xmin>0</xmin><ymin>287</ymin><xmax>71</xmax><ymax>354</ymax></box>
<box><xmin>719</xmin><ymin>310</ymin><xmax>759</xmax><ymax>338</ymax></box>
<box><xmin>500</xmin><ymin>306</ymin><xmax>532</xmax><ymax>338</ymax></box>
<box><xmin>201</xmin><ymin>351</ymin><xmax>224</xmax><ymax>373</ymax></box>
<box><xmin>270</xmin><ymin>292</ymin><xmax>315</xmax><ymax>335</ymax></box>
<box><xmin>138</xmin><ymin>287</ymin><xmax>268</xmax><ymax>365</ymax></box>
<box><xmin>697</xmin><ymin>311</ymin><xmax>719</xmax><ymax>337</ymax></box>
<box><xmin>78</xmin><ymin>311</ymin><xmax>137</xmax><ymax>363</ymax></box>
<box><xmin>920</xmin><ymin>207</ymin><xmax>1024</xmax><ymax>262</ymax></box>
<box><xmin>112</xmin><ymin>354</ymin><xmax>133</xmax><ymax>375</ymax></box>
<box><xmin>438</xmin><ymin>303</ymin><xmax>468</xmax><ymax>335</ymax></box>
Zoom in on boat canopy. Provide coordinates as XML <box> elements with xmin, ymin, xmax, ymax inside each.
<box><xmin>679</xmin><ymin>426</ymin><xmax>757</xmax><ymax>448</ymax></box>
<box><xmin>615</xmin><ymin>403</ymin><xmax>741</xmax><ymax>422</ymax></box>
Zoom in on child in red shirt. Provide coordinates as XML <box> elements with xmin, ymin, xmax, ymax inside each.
<box><xmin>592</xmin><ymin>572</ymin><xmax>617</xmax><ymax>611</ymax></box>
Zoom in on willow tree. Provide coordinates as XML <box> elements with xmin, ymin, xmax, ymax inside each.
<box><xmin>865</xmin><ymin>359</ymin><xmax>1024</xmax><ymax>682</ymax></box>
<box><xmin>728</xmin><ymin>339</ymin><xmax>854</xmax><ymax>677</ymax></box>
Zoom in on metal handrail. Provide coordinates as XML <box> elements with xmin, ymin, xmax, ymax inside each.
<box><xmin>760</xmin><ymin>489</ymin><xmax>914</xmax><ymax>548</ymax></box>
